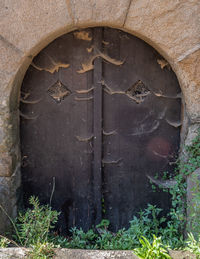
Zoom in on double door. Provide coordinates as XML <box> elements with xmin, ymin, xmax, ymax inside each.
<box><xmin>20</xmin><ymin>28</ymin><xmax>181</xmax><ymax>233</ymax></box>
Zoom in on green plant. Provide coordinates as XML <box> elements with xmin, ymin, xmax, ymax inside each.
<box><xmin>66</xmin><ymin>227</ymin><xmax>98</xmax><ymax>249</ymax></box>
<box><xmin>14</xmin><ymin>196</ymin><xmax>60</xmax><ymax>247</ymax></box>
<box><xmin>0</xmin><ymin>236</ymin><xmax>10</xmax><ymax>248</ymax></box>
<box><xmin>150</xmin><ymin>128</ymin><xmax>200</xmax><ymax>247</ymax></box>
<box><xmin>64</xmin><ymin>205</ymin><xmax>169</xmax><ymax>250</ymax></box>
<box><xmin>133</xmin><ymin>235</ymin><xmax>171</xmax><ymax>259</ymax></box>
<box><xmin>28</xmin><ymin>242</ymin><xmax>55</xmax><ymax>259</ymax></box>
<box><xmin>8</xmin><ymin>196</ymin><xmax>60</xmax><ymax>258</ymax></box>
<box><xmin>185</xmin><ymin>233</ymin><xmax>200</xmax><ymax>258</ymax></box>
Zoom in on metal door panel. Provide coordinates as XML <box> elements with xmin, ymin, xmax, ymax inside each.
<box><xmin>102</xmin><ymin>28</ymin><xmax>181</xmax><ymax>231</ymax></box>
<box><xmin>21</xmin><ymin>29</ymin><xmax>94</xmax><ymax>233</ymax></box>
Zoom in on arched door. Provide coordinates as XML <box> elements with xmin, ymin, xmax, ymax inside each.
<box><xmin>20</xmin><ymin>28</ymin><xmax>181</xmax><ymax>233</ymax></box>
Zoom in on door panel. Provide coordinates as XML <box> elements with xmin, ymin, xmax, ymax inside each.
<box><xmin>21</xmin><ymin>29</ymin><xmax>95</xmax><ymax>232</ymax></box>
<box><xmin>102</xmin><ymin>28</ymin><xmax>181</xmax><ymax>231</ymax></box>
<box><xmin>20</xmin><ymin>27</ymin><xmax>181</xmax><ymax>234</ymax></box>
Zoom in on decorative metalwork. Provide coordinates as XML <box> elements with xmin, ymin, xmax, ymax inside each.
<box><xmin>126</xmin><ymin>80</ymin><xmax>150</xmax><ymax>103</ymax></box>
<box><xmin>47</xmin><ymin>80</ymin><xmax>71</xmax><ymax>103</ymax></box>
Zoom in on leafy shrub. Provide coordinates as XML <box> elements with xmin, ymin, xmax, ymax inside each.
<box><xmin>133</xmin><ymin>235</ymin><xmax>171</xmax><ymax>259</ymax></box>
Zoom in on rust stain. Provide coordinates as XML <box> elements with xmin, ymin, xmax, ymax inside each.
<box><xmin>21</xmin><ymin>91</ymin><xmax>30</xmax><ymax>100</ymax></box>
<box><xmin>102</xmin><ymin>158</ymin><xmax>122</xmax><ymax>165</ymax></box>
<box><xmin>74</xmin><ymin>31</ymin><xmax>92</xmax><ymax>41</ymax></box>
<box><xmin>20</xmin><ymin>111</ymin><xmax>38</xmax><ymax>120</ymax></box>
<box><xmin>153</xmin><ymin>91</ymin><xmax>182</xmax><ymax>99</ymax></box>
<box><xmin>100</xmin><ymin>51</ymin><xmax>124</xmax><ymax>66</ymax></box>
<box><xmin>87</xmin><ymin>47</ymin><xmax>93</xmax><ymax>53</ymax></box>
<box><xmin>157</xmin><ymin>107</ymin><xmax>167</xmax><ymax>120</ymax></box>
<box><xmin>157</xmin><ymin>59</ymin><xmax>170</xmax><ymax>70</ymax></box>
<box><xmin>77</xmin><ymin>50</ymin><xmax>124</xmax><ymax>74</ymax></box>
<box><xmin>152</xmin><ymin>150</ymin><xmax>168</xmax><ymax>159</ymax></box>
<box><xmin>103</xmin><ymin>130</ymin><xmax>117</xmax><ymax>136</ymax></box>
<box><xmin>31</xmin><ymin>61</ymin><xmax>70</xmax><ymax>74</ymax></box>
<box><xmin>76</xmin><ymin>134</ymin><xmax>94</xmax><ymax>142</ymax></box>
<box><xmin>77</xmin><ymin>62</ymin><xmax>94</xmax><ymax>74</ymax></box>
<box><xmin>130</xmin><ymin>121</ymin><xmax>160</xmax><ymax>136</ymax></box>
<box><xmin>102</xmin><ymin>40</ymin><xmax>109</xmax><ymax>45</ymax></box>
<box><xmin>102</xmin><ymin>80</ymin><xmax>150</xmax><ymax>104</ymax></box>
<box><xmin>165</xmin><ymin>118</ymin><xmax>182</xmax><ymax>128</ymax></box>
<box><xmin>76</xmin><ymin>87</ymin><xmax>94</xmax><ymax>94</ymax></box>
<box><xmin>147</xmin><ymin>175</ymin><xmax>176</xmax><ymax>188</ymax></box>
<box><xmin>20</xmin><ymin>98</ymin><xmax>41</xmax><ymax>104</ymax></box>
<box><xmin>20</xmin><ymin>91</ymin><xmax>41</xmax><ymax>104</ymax></box>
<box><xmin>74</xmin><ymin>96</ymin><xmax>93</xmax><ymax>101</ymax></box>
<box><xmin>102</xmin><ymin>81</ymin><xmax>124</xmax><ymax>95</ymax></box>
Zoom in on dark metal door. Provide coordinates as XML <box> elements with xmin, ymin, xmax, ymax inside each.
<box><xmin>20</xmin><ymin>28</ymin><xmax>181</xmax><ymax>233</ymax></box>
<box><xmin>102</xmin><ymin>28</ymin><xmax>181</xmax><ymax>231</ymax></box>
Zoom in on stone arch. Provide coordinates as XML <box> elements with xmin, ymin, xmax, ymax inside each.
<box><xmin>0</xmin><ymin>0</ymin><xmax>199</xmax><ymax>233</ymax></box>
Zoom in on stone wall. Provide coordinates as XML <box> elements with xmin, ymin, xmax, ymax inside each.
<box><xmin>0</xmin><ymin>0</ymin><xmax>199</xmax><ymax>233</ymax></box>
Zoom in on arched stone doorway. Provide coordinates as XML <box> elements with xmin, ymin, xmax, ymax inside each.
<box><xmin>0</xmin><ymin>0</ymin><xmax>199</xmax><ymax>234</ymax></box>
<box><xmin>20</xmin><ymin>27</ymin><xmax>181</xmax><ymax>233</ymax></box>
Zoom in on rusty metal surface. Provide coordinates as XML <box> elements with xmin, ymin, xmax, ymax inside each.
<box><xmin>20</xmin><ymin>27</ymin><xmax>181</xmax><ymax>234</ymax></box>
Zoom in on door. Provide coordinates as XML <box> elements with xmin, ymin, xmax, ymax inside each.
<box><xmin>20</xmin><ymin>27</ymin><xmax>181</xmax><ymax>233</ymax></box>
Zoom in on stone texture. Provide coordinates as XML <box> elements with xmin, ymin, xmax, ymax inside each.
<box><xmin>0</xmin><ymin>111</ymin><xmax>20</xmax><ymax>177</ymax></box>
<box><xmin>187</xmin><ymin>168</ymin><xmax>200</xmax><ymax>237</ymax></box>
<box><xmin>70</xmin><ymin>0</ymin><xmax>131</xmax><ymax>27</ymax></box>
<box><xmin>174</xmin><ymin>50</ymin><xmax>200</xmax><ymax>122</ymax></box>
<box><xmin>0</xmin><ymin>248</ymin><xmax>195</xmax><ymax>259</ymax></box>
<box><xmin>0</xmin><ymin>152</ymin><xmax>12</xmax><ymax>178</ymax></box>
<box><xmin>124</xmin><ymin>0</ymin><xmax>200</xmax><ymax>62</ymax></box>
<box><xmin>169</xmin><ymin>250</ymin><xmax>195</xmax><ymax>259</ymax></box>
<box><xmin>0</xmin><ymin>248</ymin><xmax>26</xmax><ymax>259</ymax></box>
<box><xmin>0</xmin><ymin>39</ymin><xmax>30</xmax><ymax>178</ymax></box>
<box><xmin>180</xmin><ymin>123</ymin><xmax>200</xmax><ymax>165</ymax></box>
<box><xmin>0</xmin><ymin>37</ymin><xmax>28</xmax><ymax>112</ymax></box>
<box><xmin>184</xmin><ymin>124</ymin><xmax>200</xmax><ymax>147</ymax></box>
<box><xmin>0</xmin><ymin>0</ymin><xmax>73</xmax><ymax>55</ymax></box>
<box><xmin>0</xmin><ymin>166</ymin><xmax>21</xmax><ymax>234</ymax></box>
<box><xmin>56</xmin><ymin>249</ymin><xmax>138</xmax><ymax>259</ymax></box>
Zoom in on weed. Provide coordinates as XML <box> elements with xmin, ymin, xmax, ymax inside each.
<box><xmin>0</xmin><ymin>237</ymin><xmax>10</xmax><ymax>248</ymax></box>
<box><xmin>14</xmin><ymin>196</ymin><xmax>60</xmax><ymax>247</ymax></box>
<box><xmin>28</xmin><ymin>242</ymin><xmax>55</xmax><ymax>259</ymax></box>
<box><xmin>133</xmin><ymin>235</ymin><xmax>171</xmax><ymax>259</ymax></box>
<box><xmin>185</xmin><ymin>233</ymin><xmax>200</xmax><ymax>259</ymax></box>
<box><xmin>64</xmin><ymin>205</ymin><xmax>170</xmax><ymax>250</ymax></box>
<box><xmin>11</xmin><ymin>196</ymin><xmax>59</xmax><ymax>258</ymax></box>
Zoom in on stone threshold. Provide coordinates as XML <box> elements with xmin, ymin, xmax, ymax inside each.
<box><xmin>0</xmin><ymin>248</ymin><xmax>195</xmax><ymax>259</ymax></box>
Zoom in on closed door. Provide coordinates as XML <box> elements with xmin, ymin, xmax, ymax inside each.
<box><xmin>20</xmin><ymin>27</ymin><xmax>181</xmax><ymax>233</ymax></box>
